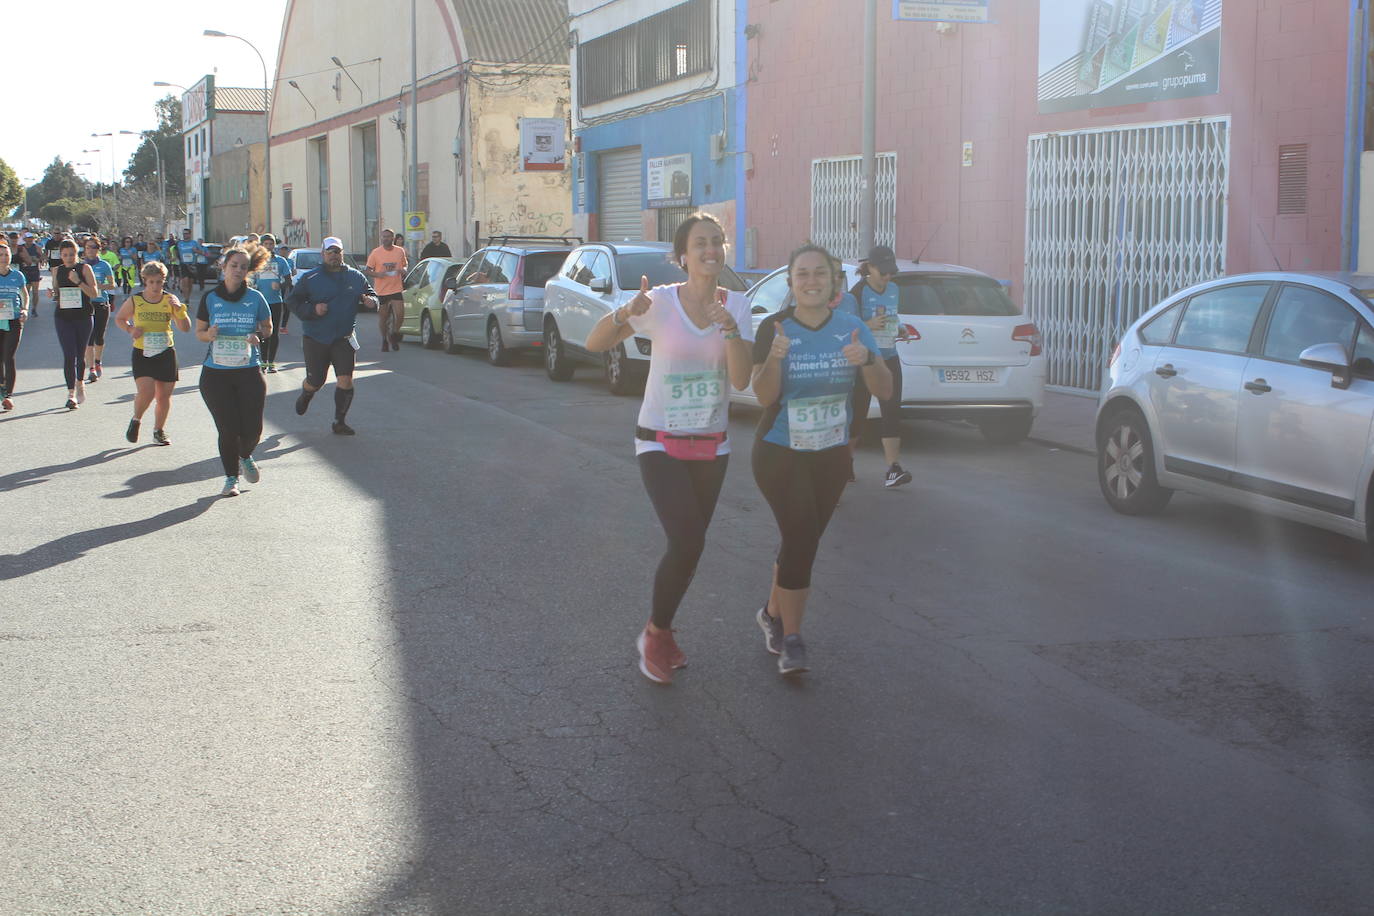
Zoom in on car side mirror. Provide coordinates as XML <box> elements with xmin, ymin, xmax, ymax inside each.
<box><xmin>442</xmin><ymin>277</ymin><xmax>457</xmax><ymax>291</ymax></box>
<box><xmin>590</xmin><ymin>276</ymin><xmax>612</xmax><ymax>294</ymax></box>
<box><xmin>1299</xmin><ymin>342</ymin><xmax>1353</xmax><ymax>389</ymax></box>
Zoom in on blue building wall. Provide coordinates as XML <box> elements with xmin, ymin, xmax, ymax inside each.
<box><xmin>573</xmin><ymin>89</ymin><xmax>741</xmax><ymax>216</ymax></box>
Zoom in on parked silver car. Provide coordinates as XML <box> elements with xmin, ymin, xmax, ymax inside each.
<box><xmin>541</xmin><ymin>241</ymin><xmax>748</xmax><ymax>394</ymax></box>
<box><xmin>439</xmin><ymin>238</ymin><xmax>579</xmax><ymax>364</ymax></box>
<box><xmin>1096</xmin><ymin>271</ymin><xmax>1374</xmax><ymax>542</ymax></box>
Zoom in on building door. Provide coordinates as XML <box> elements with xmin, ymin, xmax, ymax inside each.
<box><xmin>356</xmin><ymin>122</ymin><xmax>380</xmax><ymax>250</ymax></box>
<box><xmin>597</xmin><ymin>147</ymin><xmax>642</xmax><ymax>242</ymax></box>
<box><xmin>1025</xmin><ymin>117</ymin><xmax>1230</xmax><ymax>392</ymax></box>
<box><xmin>810</xmin><ymin>153</ymin><xmax>896</xmax><ymax>260</ymax></box>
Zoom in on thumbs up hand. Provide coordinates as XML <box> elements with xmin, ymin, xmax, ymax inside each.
<box><xmin>867</xmin><ymin>305</ymin><xmax>887</xmax><ymax>332</ymax></box>
<box><xmin>842</xmin><ymin>327</ymin><xmax>870</xmax><ymax>366</ymax></box>
<box><xmin>768</xmin><ymin>320</ymin><xmax>791</xmax><ymax>362</ymax></box>
<box><xmin>627</xmin><ymin>275</ymin><xmax>653</xmax><ymax>317</ymax></box>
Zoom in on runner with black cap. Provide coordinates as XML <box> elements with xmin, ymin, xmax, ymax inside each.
<box><xmin>849</xmin><ymin>244</ymin><xmax>912</xmax><ymax>488</ymax></box>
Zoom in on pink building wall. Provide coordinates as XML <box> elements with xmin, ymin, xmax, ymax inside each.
<box><xmin>744</xmin><ymin>1</ymin><xmax>1352</xmax><ymax>299</ymax></box>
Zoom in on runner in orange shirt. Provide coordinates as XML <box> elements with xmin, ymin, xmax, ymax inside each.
<box><xmin>363</xmin><ymin>229</ymin><xmax>409</xmax><ymax>351</ymax></box>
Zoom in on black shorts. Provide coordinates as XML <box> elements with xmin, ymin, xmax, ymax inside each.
<box><xmin>379</xmin><ymin>293</ymin><xmax>403</xmax><ymax>306</ymax></box>
<box><xmin>302</xmin><ymin>334</ymin><xmax>356</xmax><ymax>387</ymax></box>
<box><xmin>132</xmin><ymin>346</ymin><xmax>179</xmax><ymax>382</ymax></box>
<box><xmin>21</xmin><ymin>266</ymin><xmax>39</xmax><ymax>283</ymax></box>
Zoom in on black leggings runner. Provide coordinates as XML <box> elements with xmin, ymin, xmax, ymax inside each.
<box><xmin>88</xmin><ymin>303</ymin><xmax>110</xmax><ymax>347</ymax></box>
<box><xmin>850</xmin><ymin>355</ymin><xmax>903</xmax><ymax>441</ymax></box>
<box><xmin>199</xmin><ymin>366</ymin><xmax>266</xmax><ymax>476</ymax></box>
<box><xmin>638</xmin><ymin>450</ymin><xmax>729</xmax><ymax>629</ymax></box>
<box><xmin>55</xmin><ymin>314</ymin><xmax>93</xmax><ymax>389</ymax></box>
<box><xmin>751</xmin><ymin>440</ymin><xmax>850</xmax><ymax>590</ymax></box>
<box><xmin>265</xmin><ymin>302</ymin><xmax>284</xmax><ymax>364</ymax></box>
<box><xmin>0</xmin><ymin>323</ymin><xmax>22</xmax><ymax>395</ymax></box>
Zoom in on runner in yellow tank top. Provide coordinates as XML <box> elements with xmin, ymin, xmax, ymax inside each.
<box><xmin>115</xmin><ymin>261</ymin><xmax>191</xmax><ymax>445</ymax></box>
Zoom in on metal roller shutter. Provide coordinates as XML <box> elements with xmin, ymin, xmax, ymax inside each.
<box><xmin>597</xmin><ymin>148</ymin><xmax>643</xmax><ymax>242</ymax></box>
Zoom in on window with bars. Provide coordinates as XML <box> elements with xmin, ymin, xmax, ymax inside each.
<box><xmin>578</xmin><ymin>0</ymin><xmax>712</xmax><ymax>107</ymax></box>
<box><xmin>1278</xmin><ymin>144</ymin><xmax>1308</xmax><ymax>216</ymax></box>
<box><xmin>810</xmin><ymin>154</ymin><xmax>897</xmax><ymax>261</ymax></box>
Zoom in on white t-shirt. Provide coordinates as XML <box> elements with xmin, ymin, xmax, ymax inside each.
<box><xmin>630</xmin><ymin>284</ymin><xmax>755</xmax><ymax>456</ymax></box>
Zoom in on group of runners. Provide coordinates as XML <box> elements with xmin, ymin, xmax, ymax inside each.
<box><xmin>587</xmin><ymin>212</ymin><xmax>902</xmax><ymax>681</ymax></box>
<box><xmin>0</xmin><ymin>230</ymin><xmax>374</xmax><ymax>498</ymax></box>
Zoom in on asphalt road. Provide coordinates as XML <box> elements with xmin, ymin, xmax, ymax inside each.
<box><xmin>2</xmin><ymin>300</ymin><xmax>1372</xmax><ymax>915</ymax></box>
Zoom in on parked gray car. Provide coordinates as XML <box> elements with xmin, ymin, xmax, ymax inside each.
<box><xmin>440</xmin><ymin>237</ymin><xmax>580</xmax><ymax>364</ymax></box>
<box><xmin>1096</xmin><ymin>271</ymin><xmax>1374</xmax><ymax>542</ymax></box>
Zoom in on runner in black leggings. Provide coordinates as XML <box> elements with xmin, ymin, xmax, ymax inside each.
<box><xmin>0</xmin><ymin>242</ymin><xmax>29</xmax><ymax>411</ymax></box>
<box><xmin>585</xmin><ymin>212</ymin><xmax>755</xmax><ymax>685</ymax></box>
<box><xmin>750</xmin><ymin>243</ymin><xmax>892</xmax><ymax>675</ymax></box>
<box><xmin>51</xmin><ymin>240</ymin><xmax>99</xmax><ymax>410</ymax></box>
<box><xmin>196</xmin><ymin>243</ymin><xmax>273</xmax><ymax>498</ymax></box>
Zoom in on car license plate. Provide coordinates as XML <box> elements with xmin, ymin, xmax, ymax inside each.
<box><xmin>938</xmin><ymin>367</ymin><xmax>998</xmax><ymax>383</ymax></box>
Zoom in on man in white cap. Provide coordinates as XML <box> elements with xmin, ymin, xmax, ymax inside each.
<box><xmin>286</xmin><ymin>237</ymin><xmax>377</xmax><ymax>435</ymax></box>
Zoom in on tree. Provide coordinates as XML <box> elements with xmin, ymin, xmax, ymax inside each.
<box><xmin>126</xmin><ymin>95</ymin><xmax>184</xmax><ymax>199</ymax></box>
<box><xmin>27</xmin><ymin>159</ymin><xmax>88</xmax><ymax>216</ymax></box>
<box><xmin>0</xmin><ymin>156</ymin><xmax>21</xmax><ymax>219</ymax></box>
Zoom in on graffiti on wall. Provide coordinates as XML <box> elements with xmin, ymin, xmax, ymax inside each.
<box><xmin>484</xmin><ymin>198</ymin><xmax>570</xmax><ymax>237</ymax></box>
<box><xmin>283</xmin><ymin>219</ymin><xmax>309</xmax><ymax>248</ymax></box>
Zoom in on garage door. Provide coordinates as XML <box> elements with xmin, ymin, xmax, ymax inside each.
<box><xmin>597</xmin><ymin>147</ymin><xmax>642</xmax><ymax>242</ymax></box>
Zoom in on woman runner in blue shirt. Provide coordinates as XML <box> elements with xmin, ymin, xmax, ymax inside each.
<box><xmin>750</xmin><ymin>243</ymin><xmax>892</xmax><ymax>675</ymax></box>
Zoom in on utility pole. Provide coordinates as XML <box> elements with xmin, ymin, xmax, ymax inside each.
<box><xmin>858</xmin><ymin>0</ymin><xmax>878</xmax><ymax>258</ymax></box>
<box><xmin>410</xmin><ymin>0</ymin><xmax>421</xmax><ymax>260</ymax></box>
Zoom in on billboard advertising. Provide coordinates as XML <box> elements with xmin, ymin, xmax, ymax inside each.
<box><xmin>1037</xmin><ymin>0</ymin><xmax>1221</xmax><ymax>114</ymax></box>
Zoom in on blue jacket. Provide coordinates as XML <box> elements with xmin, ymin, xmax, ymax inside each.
<box><xmin>287</xmin><ymin>265</ymin><xmax>375</xmax><ymax>343</ymax></box>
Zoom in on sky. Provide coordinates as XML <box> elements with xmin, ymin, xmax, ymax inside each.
<box><xmin>4</xmin><ymin>0</ymin><xmax>290</xmax><ymax>188</ymax></box>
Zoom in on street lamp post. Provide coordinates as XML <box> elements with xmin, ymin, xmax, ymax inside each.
<box><xmin>205</xmin><ymin>30</ymin><xmax>272</xmax><ymax>236</ymax></box>
<box><xmin>91</xmin><ymin>132</ymin><xmax>120</xmax><ymax>227</ymax></box>
<box><xmin>81</xmin><ymin>149</ymin><xmax>105</xmax><ymax>201</ymax></box>
<box><xmin>139</xmin><ymin>130</ymin><xmax>167</xmax><ymax>235</ymax></box>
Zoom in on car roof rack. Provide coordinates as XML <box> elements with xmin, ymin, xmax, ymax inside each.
<box><xmin>483</xmin><ymin>235</ymin><xmax>584</xmax><ymax>247</ymax></box>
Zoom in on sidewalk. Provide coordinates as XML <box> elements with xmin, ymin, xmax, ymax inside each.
<box><xmin>1028</xmin><ymin>388</ymin><xmax>1098</xmax><ymax>454</ymax></box>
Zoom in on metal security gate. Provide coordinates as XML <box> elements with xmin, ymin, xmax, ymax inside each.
<box><xmin>1025</xmin><ymin>118</ymin><xmax>1229</xmax><ymax>392</ymax></box>
<box><xmin>811</xmin><ymin>153</ymin><xmax>896</xmax><ymax>260</ymax></box>
<box><xmin>597</xmin><ymin>147</ymin><xmax>643</xmax><ymax>242</ymax></box>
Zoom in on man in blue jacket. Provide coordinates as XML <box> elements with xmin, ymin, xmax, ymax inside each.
<box><xmin>287</xmin><ymin>236</ymin><xmax>378</xmax><ymax>435</ymax></box>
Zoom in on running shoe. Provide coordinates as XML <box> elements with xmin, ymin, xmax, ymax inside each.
<box><xmin>266</xmin><ymin>363</ymin><xmax>277</xmax><ymax>373</ymax></box>
<box><xmin>152</xmin><ymin>428</ymin><xmax>170</xmax><ymax>446</ymax></box>
<box><xmin>220</xmin><ymin>476</ymin><xmax>240</xmax><ymax>498</ymax></box>
<box><xmin>1</xmin><ymin>396</ymin><xmax>13</xmax><ymax>412</ymax></box>
<box><xmin>778</xmin><ymin>634</ymin><xmax>809</xmax><ymax>675</ymax></box>
<box><xmin>294</xmin><ymin>389</ymin><xmax>314</xmax><ymax>416</ymax></box>
<box><xmin>331</xmin><ymin>421</ymin><xmax>355</xmax><ymax>436</ymax></box>
<box><xmin>240</xmin><ymin>455</ymin><xmax>260</xmax><ymax>483</ymax></box>
<box><xmin>756</xmin><ymin>607</ymin><xmax>783</xmax><ymax>655</ymax></box>
<box><xmin>661</xmin><ymin>628</ymin><xmax>687</xmax><ymax>669</ymax></box>
<box><xmin>884</xmin><ymin>463</ymin><xmax>913</xmax><ymax>488</ymax></box>
<box><xmin>87</xmin><ymin>370</ymin><xmax>98</xmax><ymax>384</ymax></box>
<box><xmin>125</xmin><ymin>418</ymin><xmax>140</xmax><ymax>443</ymax></box>
<box><xmin>636</xmin><ymin>625</ymin><xmax>675</xmax><ymax>684</ymax></box>
<box><xmin>94</xmin><ymin>361</ymin><xmax>103</xmax><ymax>379</ymax></box>
<box><xmin>65</xmin><ymin>398</ymin><xmax>78</xmax><ymax>411</ymax></box>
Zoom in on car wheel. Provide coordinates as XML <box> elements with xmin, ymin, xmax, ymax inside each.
<box><xmin>977</xmin><ymin>412</ymin><xmax>1034</xmax><ymax>445</ymax></box>
<box><xmin>1097</xmin><ymin>407</ymin><xmax>1173</xmax><ymax>516</ymax></box>
<box><xmin>487</xmin><ymin>320</ymin><xmax>510</xmax><ymax>366</ymax></box>
<box><xmin>604</xmin><ymin>343</ymin><xmax>635</xmax><ymax>395</ymax></box>
<box><xmin>442</xmin><ymin>316</ymin><xmax>461</xmax><ymax>354</ymax></box>
<box><xmin>545</xmin><ymin>321</ymin><xmax>573</xmax><ymax>381</ymax></box>
<box><xmin>420</xmin><ymin>311</ymin><xmax>441</xmax><ymax>350</ymax></box>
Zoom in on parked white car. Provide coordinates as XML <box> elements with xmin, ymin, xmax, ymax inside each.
<box><xmin>541</xmin><ymin>242</ymin><xmax>749</xmax><ymax>394</ymax></box>
<box><xmin>1097</xmin><ymin>271</ymin><xmax>1374</xmax><ymax>542</ymax></box>
<box><xmin>732</xmin><ymin>260</ymin><xmax>1045</xmax><ymax>443</ymax></box>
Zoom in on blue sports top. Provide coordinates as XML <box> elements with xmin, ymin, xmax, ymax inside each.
<box><xmin>85</xmin><ymin>257</ymin><xmax>115</xmax><ymax>304</ymax></box>
<box><xmin>250</xmin><ymin>254</ymin><xmax>292</xmax><ymax>305</ymax></box>
<box><xmin>853</xmin><ymin>280</ymin><xmax>901</xmax><ymax>359</ymax></box>
<box><xmin>177</xmin><ymin>239</ymin><xmax>201</xmax><ymax>265</ymax></box>
<box><xmin>196</xmin><ymin>283</ymin><xmax>270</xmax><ymax>370</ymax></box>
<box><xmin>0</xmin><ymin>267</ymin><xmax>25</xmax><ymax>331</ymax></box>
<box><xmin>751</xmin><ymin>307</ymin><xmax>880</xmax><ymax>450</ymax></box>
<box><xmin>287</xmin><ymin>264</ymin><xmax>375</xmax><ymax>343</ymax></box>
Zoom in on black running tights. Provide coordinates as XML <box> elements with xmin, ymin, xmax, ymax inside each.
<box><xmin>637</xmin><ymin>450</ymin><xmax>729</xmax><ymax>629</ymax></box>
<box><xmin>199</xmin><ymin>366</ymin><xmax>266</xmax><ymax>477</ymax></box>
<box><xmin>0</xmin><ymin>322</ymin><xmax>21</xmax><ymax>395</ymax></box>
<box><xmin>751</xmin><ymin>440</ymin><xmax>850</xmax><ymax>590</ymax></box>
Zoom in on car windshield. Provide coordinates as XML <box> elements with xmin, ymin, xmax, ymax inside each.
<box><xmin>294</xmin><ymin>251</ymin><xmax>322</xmax><ymax>271</ymax></box>
<box><xmin>894</xmin><ymin>275</ymin><xmax>1019</xmax><ymax>316</ymax></box>
<box><xmin>615</xmin><ymin>252</ymin><xmax>748</xmax><ymax>291</ymax></box>
<box><xmin>523</xmin><ymin>251</ymin><xmax>570</xmax><ymax>288</ymax></box>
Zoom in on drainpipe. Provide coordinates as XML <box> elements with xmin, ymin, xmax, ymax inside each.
<box><xmin>1343</xmin><ymin>0</ymin><xmax>1367</xmax><ymax>270</ymax></box>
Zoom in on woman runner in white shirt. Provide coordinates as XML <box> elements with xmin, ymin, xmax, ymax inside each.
<box><xmin>586</xmin><ymin>213</ymin><xmax>754</xmax><ymax>685</ymax></box>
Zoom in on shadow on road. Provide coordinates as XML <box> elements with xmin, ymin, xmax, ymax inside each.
<box><xmin>0</xmin><ymin>496</ymin><xmax>219</xmax><ymax>581</ymax></box>
<box><xmin>0</xmin><ymin>448</ymin><xmax>142</xmax><ymax>492</ymax></box>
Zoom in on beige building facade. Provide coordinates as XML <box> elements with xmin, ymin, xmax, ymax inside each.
<box><xmin>269</xmin><ymin>0</ymin><xmax>572</xmax><ymax>258</ymax></box>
